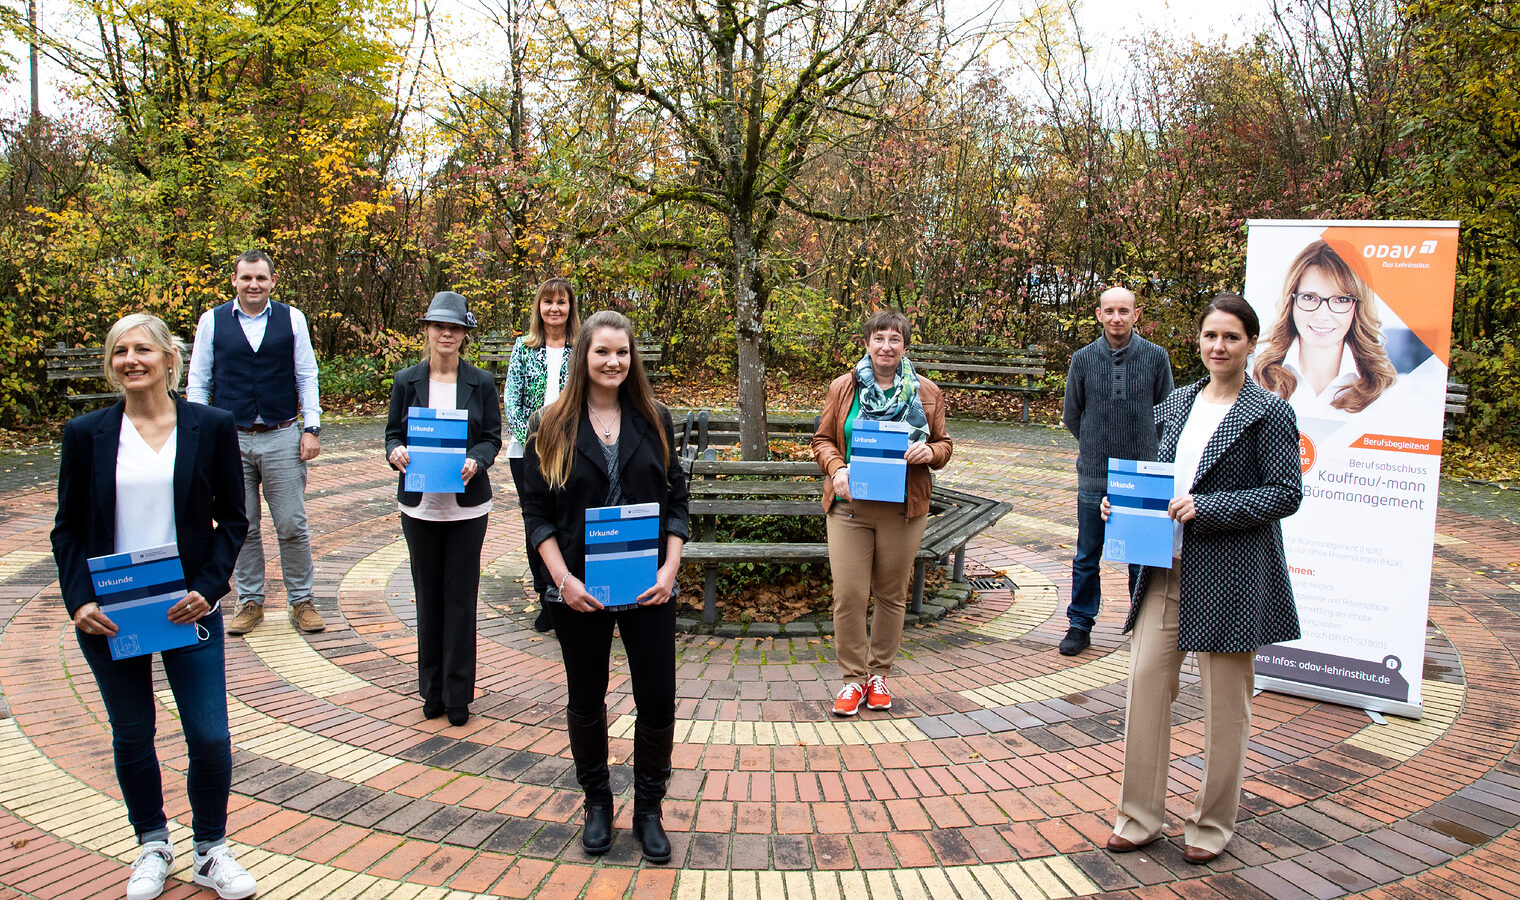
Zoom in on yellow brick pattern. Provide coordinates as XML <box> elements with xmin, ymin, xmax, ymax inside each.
<box><xmin>1343</xmin><ymin>679</ymin><xmax>1463</xmax><ymax>761</ymax></box>
<box><xmin>0</xmin><ymin>549</ymin><xmax>51</xmax><ymax>583</ymax></box>
<box><xmin>967</xmin><ymin>562</ymin><xmax>1058</xmax><ymax>641</ymax></box>
<box><xmin>157</xmin><ymin>690</ymin><xmax>403</xmax><ymax>782</ymax></box>
<box><xmin>668</xmin><ymin>861</ymin><xmax>1098</xmax><ymax>899</ymax></box>
<box><xmin>243</xmin><ymin>618</ymin><xmax>369</xmax><ymax>698</ymax></box>
<box><xmin>612</xmin><ymin>713</ymin><xmax>930</xmax><ymax>745</ymax></box>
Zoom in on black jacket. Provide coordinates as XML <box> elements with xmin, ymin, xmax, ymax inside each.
<box><xmin>385</xmin><ymin>359</ymin><xmax>502</xmax><ymax>508</ymax></box>
<box><xmin>521</xmin><ymin>398</ymin><xmax>689</xmax><ymax>591</ymax></box>
<box><xmin>1125</xmin><ymin>377</ymin><xmax>1303</xmax><ymax>652</ymax></box>
<box><xmin>52</xmin><ymin>397</ymin><xmax>249</xmax><ymax>618</ymax></box>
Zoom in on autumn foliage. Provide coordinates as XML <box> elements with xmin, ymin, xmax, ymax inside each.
<box><xmin>1</xmin><ymin>0</ymin><xmax>1516</xmax><ymax>440</ymax></box>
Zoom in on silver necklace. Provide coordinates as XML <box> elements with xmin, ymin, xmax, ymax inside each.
<box><xmin>588</xmin><ymin>404</ymin><xmax>620</xmax><ymax>439</ymax></box>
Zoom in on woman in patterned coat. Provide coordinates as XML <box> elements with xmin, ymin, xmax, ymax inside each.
<box><xmin>1103</xmin><ymin>293</ymin><xmax>1302</xmax><ymax>865</ymax></box>
<box><xmin>504</xmin><ymin>277</ymin><xmax>581</xmax><ymax>631</ymax></box>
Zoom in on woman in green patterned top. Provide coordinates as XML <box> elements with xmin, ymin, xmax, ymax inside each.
<box><xmin>505</xmin><ymin>277</ymin><xmax>581</xmax><ymax>631</ymax></box>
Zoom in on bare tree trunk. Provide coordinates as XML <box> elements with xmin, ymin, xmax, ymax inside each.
<box><xmin>733</xmin><ymin>226</ymin><xmax>769</xmax><ymax>459</ymax></box>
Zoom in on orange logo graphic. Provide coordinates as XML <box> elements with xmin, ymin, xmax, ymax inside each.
<box><xmin>1299</xmin><ymin>432</ymin><xmax>1316</xmax><ymax>473</ymax></box>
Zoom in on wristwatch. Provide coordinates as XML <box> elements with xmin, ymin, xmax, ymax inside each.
<box><xmin>304</xmin><ymin>426</ymin><xmax>321</xmax><ymax>437</ymax></box>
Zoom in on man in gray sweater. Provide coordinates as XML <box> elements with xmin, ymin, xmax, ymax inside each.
<box><xmin>1060</xmin><ymin>287</ymin><xmax>1173</xmax><ymax>655</ymax></box>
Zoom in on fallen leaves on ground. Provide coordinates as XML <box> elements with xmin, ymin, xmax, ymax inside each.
<box><xmin>1442</xmin><ymin>440</ymin><xmax>1520</xmax><ymax>486</ymax></box>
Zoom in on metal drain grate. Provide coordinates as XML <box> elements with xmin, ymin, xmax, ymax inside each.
<box><xmin>969</xmin><ymin>576</ymin><xmax>1015</xmax><ymax>592</ymax></box>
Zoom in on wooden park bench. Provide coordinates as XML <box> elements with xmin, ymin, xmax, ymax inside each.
<box><xmin>673</xmin><ymin>410</ymin><xmax>819</xmax><ymax>460</ymax></box>
<box><xmin>911</xmin><ymin>344</ymin><xmax>1048</xmax><ymax>423</ymax></box>
<box><xmin>475</xmin><ymin>333</ymin><xmax>668</xmax><ymax>385</ymax></box>
<box><xmin>44</xmin><ymin>343</ymin><xmax>188</xmax><ymax>409</ymax></box>
<box><xmin>681</xmin><ymin>458</ymin><xmax>1010</xmax><ymax>626</ymax></box>
<box><xmin>1445</xmin><ymin>378</ymin><xmax>1468</xmax><ymax>434</ymax></box>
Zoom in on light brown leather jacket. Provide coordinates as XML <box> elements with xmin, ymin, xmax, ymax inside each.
<box><xmin>811</xmin><ymin>371</ymin><xmax>953</xmax><ymax>518</ymax></box>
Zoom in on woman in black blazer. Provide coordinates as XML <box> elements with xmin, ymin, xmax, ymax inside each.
<box><xmin>521</xmin><ymin>310</ymin><xmax>688</xmax><ymax>863</ymax></box>
<box><xmin>51</xmin><ymin>313</ymin><xmax>255</xmax><ymax>900</ymax></box>
<box><xmin>385</xmin><ymin>292</ymin><xmax>502</xmax><ymax>727</ymax></box>
<box><xmin>1104</xmin><ymin>293</ymin><xmax>1302</xmax><ymax>865</ymax></box>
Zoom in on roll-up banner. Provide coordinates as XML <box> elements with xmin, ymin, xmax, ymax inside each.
<box><xmin>1244</xmin><ymin>219</ymin><xmax>1459</xmax><ymax>720</ymax></box>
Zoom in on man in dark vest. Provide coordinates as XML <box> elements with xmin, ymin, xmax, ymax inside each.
<box><xmin>187</xmin><ymin>249</ymin><xmax>326</xmax><ymax>635</ymax></box>
<box><xmin>1060</xmin><ymin>286</ymin><xmax>1173</xmax><ymax>656</ymax></box>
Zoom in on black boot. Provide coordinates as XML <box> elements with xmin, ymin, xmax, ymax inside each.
<box><xmin>565</xmin><ymin>707</ymin><xmax>614</xmax><ymax>854</ymax></box>
<box><xmin>632</xmin><ymin>720</ymin><xmax>675</xmax><ymax>864</ymax></box>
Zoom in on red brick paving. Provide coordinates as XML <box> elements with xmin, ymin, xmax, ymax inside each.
<box><xmin>0</xmin><ymin>424</ymin><xmax>1518</xmax><ymax>897</ymax></box>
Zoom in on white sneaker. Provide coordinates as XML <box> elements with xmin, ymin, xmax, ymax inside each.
<box><xmin>192</xmin><ymin>844</ymin><xmax>257</xmax><ymax>899</ymax></box>
<box><xmin>126</xmin><ymin>841</ymin><xmax>173</xmax><ymax>900</ymax></box>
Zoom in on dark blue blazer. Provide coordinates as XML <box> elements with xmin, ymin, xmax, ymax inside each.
<box><xmin>52</xmin><ymin>397</ymin><xmax>249</xmax><ymax>618</ymax></box>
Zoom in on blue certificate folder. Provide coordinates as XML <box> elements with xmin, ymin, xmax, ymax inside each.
<box><xmin>848</xmin><ymin>419</ymin><xmax>911</xmax><ymax>502</ymax></box>
<box><xmin>87</xmin><ymin>543</ymin><xmax>197</xmax><ymax>660</ymax></box>
<box><xmin>1103</xmin><ymin>458</ymin><xmax>1176</xmax><ymax>569</ymax></box>
<box><xmin>583</xmin><ymin>503</ymin><xmax>660</xmax><ymax>611</ymax></box>
<box><xmin>405</xmin><ymin>407</ymin><xmax>468</xmax><ymax>493</ymax></box>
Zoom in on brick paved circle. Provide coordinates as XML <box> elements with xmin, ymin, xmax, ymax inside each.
<box><xmin>2</xmin><ymin>420</ymin><xmax>1520</xmax><ymax>899</ymax></box>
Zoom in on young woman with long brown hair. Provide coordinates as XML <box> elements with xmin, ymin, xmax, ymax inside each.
<box><xmin>520</xmin><ymin>309</ymin><xmax>688</xmax><ymax>863</ymax></box>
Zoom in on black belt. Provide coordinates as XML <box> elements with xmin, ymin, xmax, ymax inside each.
<box><xmin>237</xmin><ymin>419</ymin><xmax>298</xmax><ymax>434</ymax></box>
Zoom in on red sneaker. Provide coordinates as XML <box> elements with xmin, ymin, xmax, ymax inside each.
<box><xmin>865</xmin><ymin>674</ymin><xmax>893</xmax><ymax>710</ymax></box>
<box><xmin>832</xmin><ymin>683</ymin><xmax>865</xmax><ymax>717</ymax></box>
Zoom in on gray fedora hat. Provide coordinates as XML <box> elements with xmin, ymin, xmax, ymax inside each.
<box><xmin>419</xmin><ymin>291</ymin><xmax>478</xmax><ymax>329</ymax></box>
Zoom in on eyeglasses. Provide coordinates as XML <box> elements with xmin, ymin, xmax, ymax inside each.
<box><xmin>1292</xmin><ymin>292</ymin><xmax>1358</xmax><ymax>314</ymax></box>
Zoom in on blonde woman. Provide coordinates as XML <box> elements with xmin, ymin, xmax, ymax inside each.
<box><xmin>52</xmin><ymin>314</ymin><xmax>255</xmax><ymax>899</ymax></box>
<box><xmin>385</xmin><ymin>292</ymin><xmax>501</xmax><ymax>727</ymax></box>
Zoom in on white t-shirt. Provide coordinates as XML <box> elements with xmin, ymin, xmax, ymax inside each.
<box><xmin>115</xmin><ymin>417</ymin><xmax>177</xmax><ymax>553</ymax></box>
<box><xmin>543</xmin><ymin>346</ymin><xmax>567</xmax><ymax>407</ymax></box>
<box><xmin>404</xmin><ymin>379</ymin><xmax>490</xmax><ymax>522</ymax></box>
<box><xmin>1171</xmin><ymin>396</ymin><xmax>1234</xmax><ymax>556</ymax></box>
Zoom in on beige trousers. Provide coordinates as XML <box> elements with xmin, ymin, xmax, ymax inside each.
<box><xmin>1114</xmin><ymin>560</ymin><xmax>1254</xmax><ymax>854</ymax></box>
<box><xmin>826</xmin><ymin>500</ymin><xmax>928</xmax><ymax>680</ymax></box>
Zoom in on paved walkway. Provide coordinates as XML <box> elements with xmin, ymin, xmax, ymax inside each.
<box><xmin>2</xmin><ymin>418</ymin><xmax>1520</xmax><ymax>899</ymax></box>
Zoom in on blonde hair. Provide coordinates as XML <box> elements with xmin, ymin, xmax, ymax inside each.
<box><xmin>1253</xmin><ymin>240</ymin><xmax>1395</xmax><ymax>413</ymax></box>
<box><xmin>102</xmin><ymin>314</ymin><xmax>186</xmax><ymax>393</ymax></box>
<box><xmin>533</xmin><ymin>310</ymin><xmax>668</xmax><ymax>489</ymax></box>
<box><xmin>524</xmin><ymin>277</ymin><xmax>581</xmax><ymax>349</ymax></box>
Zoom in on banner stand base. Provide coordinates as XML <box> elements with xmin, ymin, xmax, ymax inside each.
<box><xmin>1255</xmin><ymin>675</ymin><xmax>1423</xmax><ymax>721</ymax></box>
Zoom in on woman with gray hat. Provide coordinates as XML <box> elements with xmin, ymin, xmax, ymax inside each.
<box><xmin>385</xmin><ymin>291</ymin><xmax>502</xmax><ymax>727</ymax></box>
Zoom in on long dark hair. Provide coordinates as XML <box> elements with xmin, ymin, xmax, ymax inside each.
<box><xmin>533</xmin><ymin>310</ymin><xmax>669</xmax><ymax>489</ymax></box>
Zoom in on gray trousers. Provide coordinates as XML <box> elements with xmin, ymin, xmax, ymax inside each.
<box><xmin>235</xmin><ymin>424</ymin><xmax>315</xmax><ymax>607</ymax></box>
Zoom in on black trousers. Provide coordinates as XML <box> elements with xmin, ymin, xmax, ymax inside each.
<box><xmin>402</xmin><ymin>512</ymin><xmax>489</xmax><ymax>708</ymax></box>
<box><xmin>508</xmin><ymin>456</ymin><xmax>550</xmax><ymax>594</ymax></box>
<box><xmin>551</xmin><ymin>600</ymin><xmax>677</xmax><ymax>728</ymax></box>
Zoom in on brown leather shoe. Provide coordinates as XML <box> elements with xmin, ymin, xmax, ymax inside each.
<box><xmin>225</xmin><ymin>603</ymin><xmax>264</xmax><ymax>635</ymax></box>
<box><xmin>1106</xmin><ymin>834</ymin><xmax>1156</xmax><ymax>853</ymax></box>
<box><xmin>288</xmin><ymin>600</ymin><xmax>326</xmax><ymax>633</ymax></box>
<box><xmin>1184</xmin><ymin>845</ymin><xmax>1221</xmax><ymax>864</ymax></box>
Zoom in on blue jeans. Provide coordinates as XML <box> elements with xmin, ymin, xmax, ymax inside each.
<box><xmin>1069</xmin><ymin>490</ymin><xmax>1138</xmax><ymax>632</ymax></box>
<box><xmin>235</xmin><ymin>424</ymin><xmax>314</xmax><ymax>606</ymax></box>
<box><xmin>77</xmin><ymin>615</ymin><xmax>232</xmax><ymax>846</ymax></box>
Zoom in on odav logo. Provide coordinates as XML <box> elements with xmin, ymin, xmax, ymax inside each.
<box><xmin>1362</xmin><ymin>241</ymin><xmax>1438</xmax><ymax>259</ymax></box>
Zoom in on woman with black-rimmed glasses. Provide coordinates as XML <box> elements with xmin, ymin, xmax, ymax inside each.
<box><xmin>1253</xmin><ymin>239</ymin><xmax>1396</xmax><ymax>416</ymax></box>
